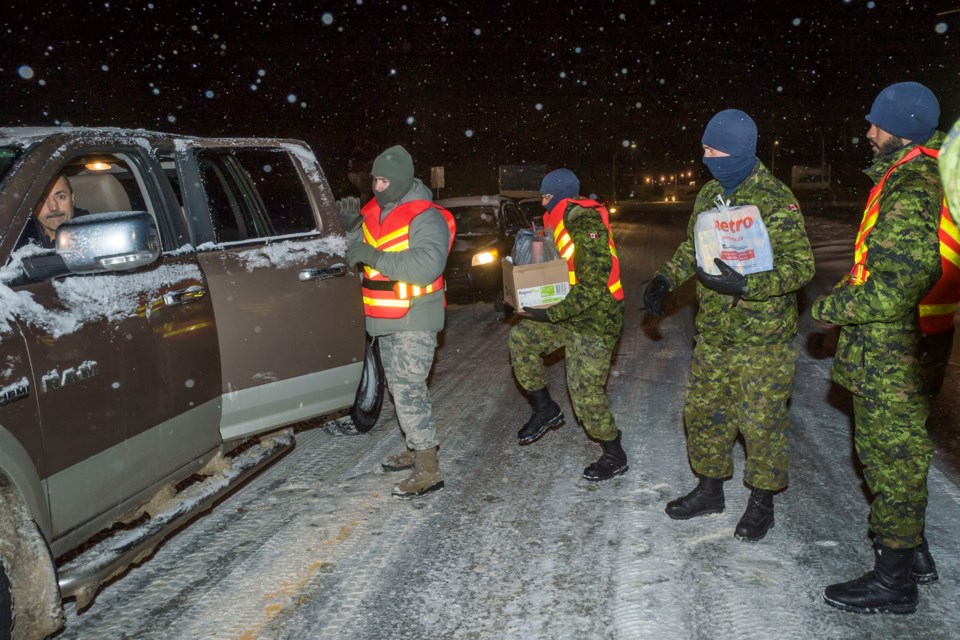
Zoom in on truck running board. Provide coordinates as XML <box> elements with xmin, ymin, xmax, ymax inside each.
<box><xmin>57</xmin><ymin>430</ymin><xmax>294</xmax><ymax>608</ymax></box>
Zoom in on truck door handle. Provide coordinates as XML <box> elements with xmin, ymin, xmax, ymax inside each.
<box><xmin>299</xmin><ymin>266</ymin><xmax>347</xmax><ymax>282</ymax></box>
<box><xmin>163</xmin><ymin>285</ymin><xmax>206</xmax><ymax>307</ymax></box>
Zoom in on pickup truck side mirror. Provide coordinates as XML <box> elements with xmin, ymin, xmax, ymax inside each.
<box><xmin>22</xmin><ymin>211</ymin><xmax>162</xmax><ymax>279</ymax></box>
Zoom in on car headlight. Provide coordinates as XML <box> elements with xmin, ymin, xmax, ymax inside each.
<box><xmin>471</xmin><ymin>249</ymin><xmax>498</xmax><ymax>266</ymax></box>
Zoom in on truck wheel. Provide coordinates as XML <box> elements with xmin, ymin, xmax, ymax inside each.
<box><xmin>348</xmin><ymin>335</ymin><xmax>385</xmax><ymax>433</ymax></box>
<box><xmin>0</xmin><ymin>484</ymin><xmax>62</xmax><ymax>640</ymax></box>
<box><xmin>0</xmin><ymin>559</ymin><xmax>11</xmax><ymax>640</ymax></box>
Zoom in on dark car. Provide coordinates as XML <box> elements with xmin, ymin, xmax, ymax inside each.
<box><xmin>437</xmin><ymin>195</ymin><xmax>529</xmax><ymax>306</ymax></box>
<box><xmin>517</xmin><ymin>197</ymin><xmax>545</xmax><ymax>228</ymax></box>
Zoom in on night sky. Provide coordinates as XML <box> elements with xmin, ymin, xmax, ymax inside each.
<box><xmin>3</xmin><ymin>0</ymin><xmax>960</xmax><ymax>196</ymax></box>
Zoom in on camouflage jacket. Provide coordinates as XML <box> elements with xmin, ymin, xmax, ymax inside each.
<box><xmin>545</xmin><ymin>202</ymin><xmax>624</xmax><ymax>349</ymax></box>
<box><xmin>656</xmin><ymin>160</ymin><xmax>814</xmax><ymax>346</ymax></box>
<box><xmin>812</xmin><ymin>132</ymin><xmax>945</xmax><ymax>397</ymax></box>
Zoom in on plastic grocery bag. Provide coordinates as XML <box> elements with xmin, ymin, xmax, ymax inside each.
<box><xmin>694</xmin><ymin>194</ymin><xmax>774</xmax><ymax>276</ymax></box>
<box><xmin>512</xmin><ymin>227</ymin><xmax>561</xmax><ymax>266</ymax></box>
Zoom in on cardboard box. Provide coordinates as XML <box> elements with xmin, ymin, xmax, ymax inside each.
<box><xmin>502</xmin><ymin>258</ymin><xmax>570</xmax><ymax>309</ymax></box>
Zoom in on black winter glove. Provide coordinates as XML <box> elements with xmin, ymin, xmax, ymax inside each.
<box><xmin>642</xmin><ymin>274</ymin><xmax>671</xmax><ymax>317</ymax></box>
<box><xmin>695</xmin><ymin>258</ymin><xmax>747</xmax><ymax>307</ymax></box>
<box><xmin>520</xmin><ymin>307</ymin><xmax>551</xmax><ymax>322</ymax></box>
<box><xmin>336</xmin><ymin>196</ymin><xmax>363</xmax><ymax>233</ymax></box>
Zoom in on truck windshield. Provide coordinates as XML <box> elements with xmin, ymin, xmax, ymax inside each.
<box><xmin>0</xmin><ymin>146</ymin><xmax>21</xmax><ymax>183</ymax></box>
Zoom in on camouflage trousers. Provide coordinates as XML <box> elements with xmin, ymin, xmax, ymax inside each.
<box><xmin>378</xmin><ymin>331</ymin><xmax>439</xmax><ymax>451</ymax></box>
<box><xmin>853</xmin><ymin>392</ymin><xmax>933</xmax><ymax>549</ymax></box>
<box><xmin>508</xmin><ymin>320</ymin><xmax>619</xmax><ymax>441</ymax></box>
<box><xmin>684</xmin><ymin>341</ymin><xmax>797</xmax><ymax>490</ymax></box>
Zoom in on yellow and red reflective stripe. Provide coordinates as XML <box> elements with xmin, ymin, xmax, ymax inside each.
<box><xmin>362</xmin><ymin>296</ymin><xmax>409</xmax><ymax>308</ymax></box>
<box><xmin>920</xmin><ymin>301</ymin><xmax>959</xmax><ymax>315</ymax></box>
<box><xmin>940</xmin><ymin>208</ymin><xmax>960</xmax><ymax>269</ymax></box>
<box><xmin>549</xmin><ymin>206</ymin><xmax>624</xmax><ymax>299</ymax></box>
<box><xmin>376</xmin><ymin>225</ymin><xmax>408</xmax><ymax>246</ymax></box>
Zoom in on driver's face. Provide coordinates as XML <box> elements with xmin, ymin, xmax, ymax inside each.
<box><xmin>34</xmin><ymin>176</ymin><xmax>75</xmax><ymax>240</ymax></box>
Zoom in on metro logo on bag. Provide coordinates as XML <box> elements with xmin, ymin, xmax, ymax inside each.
<box><xmin>695</xmin><ymin>195</ymin><xmax>774</xmax><ymax>276</ymax></box>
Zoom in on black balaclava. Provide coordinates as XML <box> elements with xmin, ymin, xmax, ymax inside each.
<box><xmin>701</xmin><ymin>109</ymin><xmax>759</xmax><ymax>195</ymax></box>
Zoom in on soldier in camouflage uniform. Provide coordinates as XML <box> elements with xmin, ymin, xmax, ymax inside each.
<box><xmin>510</xmin><ymin>168</ymin><xmax>628</xmax><ymax>481</ymax></box>
<box><xmin>644</xmin><ymin>110</ymin><xmax>814</xmax><ymax>542</ymax></box>
<box><xmin>814</xmin><ymin>83</ymin><xmax>944</xmax><ymax>614</ymax></box>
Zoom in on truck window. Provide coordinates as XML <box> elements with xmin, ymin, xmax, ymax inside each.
<box><xmin>196</xmin><ymin>149</ymin><xmax>316</xmax><ymax>243</ymax></box>
<box><xmin>14</xmin><ymin>151</ymin><xmax>158</xmax><ymax>251</ymax></box>
<box><xmin>0</xmin><ymin>146</ymin><xmax>21</xmax><ymax>183</ymax></box>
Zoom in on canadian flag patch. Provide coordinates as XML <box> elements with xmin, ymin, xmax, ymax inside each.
<box><xmin>589</xmin><ymin>232</ymin><xmax>599</xmax><ymax>239</ymax></box>
<box><xmin>788</xmin><ymin>204</ymin><xmax>800</xmax><ymax>211</ymax></box>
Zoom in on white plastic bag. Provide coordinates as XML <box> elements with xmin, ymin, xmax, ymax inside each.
<box><xmin>694</xmin><ymin>194</ymin><xmax>774</xmax><ymax>275</ymax></box>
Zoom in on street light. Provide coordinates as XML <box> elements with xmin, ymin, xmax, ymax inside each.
<box><xmin>771</xmin><ymin>140</ymin><xmax>780</xmax><ymax>173</ymax></box>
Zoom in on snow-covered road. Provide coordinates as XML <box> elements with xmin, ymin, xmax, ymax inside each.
<box><xmin>59</xmin><ymin>204</ymin><xmax>960</xmax><ymax>640</ymax></box>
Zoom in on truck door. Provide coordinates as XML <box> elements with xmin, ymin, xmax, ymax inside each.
<box><xmin>176</xmin><ymin>143</ymin><xmax>365</xmax><ymax>441</ymax></box>
<box><xmin>0</xmin><ymin>320</ymin><xmax>49</xmax><ymax>532</ymax></box>
<box><xmin>2</xmin><ymin>144</ymin><xmax>222</xmax><ymax>543</ymax></box>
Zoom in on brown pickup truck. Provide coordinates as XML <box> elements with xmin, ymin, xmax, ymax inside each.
<box><xmin>0</xmin><ymin>128</ymin><xmax>383</xmax><ymax>639</ymax></box>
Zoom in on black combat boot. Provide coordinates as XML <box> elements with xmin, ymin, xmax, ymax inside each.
<box><xmin>582</xmin><ymin>431</ymin><xmax>629</xmax><ymax>481</ymax></box>
<box><xmin>822</xmin><ymin>544</ymin><xmax>919</xmax><ymax>614</ymax></box>
<box><xmin>665</xmin><ymin>476</ymin><xmax>724</xmax><ymax>520</ymax></box>
<box><xmin>911</xmin><ymin>535</ymin><xmax>938</xmax><ymax>585</ymax></box>
<box><xmin>518</xmin><ymin>387</ymin><xmax>564</xmax><ymax>445</ymax></box>
<box><xmin>734</xmin><ymin>488</ymin><xmax>775</xmax><ymax>542</ymax></box>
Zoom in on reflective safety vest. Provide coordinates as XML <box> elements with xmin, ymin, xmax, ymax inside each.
<box><xmin>849</xmin><ymin>145</ymin><xmax>960</xmax><ymax>335</ymax></box>
<box><xmin>543</xmin><ymin>198</ymin><xmax>624</xmax><ymax>301</ymax></box>
<box><xmin>359</xmin><ymin>199</ymin><xmax>456</xmax><ymax>319</ymax></box>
